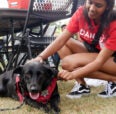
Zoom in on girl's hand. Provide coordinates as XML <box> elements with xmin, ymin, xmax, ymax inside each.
<box><xmin>58</xmin><ymin>70</ymin><xmax>75</xmax><ymax>80</ymax></box>
<box><xmin>27</xmin><ymin>56</ymin><xmax>43</xmax><ymax>63</ymax></box>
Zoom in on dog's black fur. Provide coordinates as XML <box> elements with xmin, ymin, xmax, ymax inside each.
<box><xmin>0</xmin><ymin>62</ymin><xmax>60</xmax><ymax>113</ymax></box>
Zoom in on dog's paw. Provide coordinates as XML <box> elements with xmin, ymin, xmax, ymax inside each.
<box><xmin>47</xmin><ymin>109</ymin><xmax>60</xmax><ymax>114</ymax></box>
<box><xmin>39</xmin><ymin>103</ymin><xmax>50</xmax><ymax>113</ymax></box>
<box><xmin>52</xmin><ymin>106</ymin><xmax>60</xmax><ymax>114</ymax></box>
<box><xmin>50</xmin><ymin>109</ymin><xmax>60</xmax><ymax>114</ymax></box>
<box><xmin>44</xmin><ymin>106</ymin><xmax>50</xmax><ymax>113</ymax></box>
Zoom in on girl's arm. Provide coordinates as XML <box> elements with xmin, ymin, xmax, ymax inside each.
<box><xmin>36</xmin><ymin>29</ymin><xmax>73</xmax><ymax>60</ymax></box>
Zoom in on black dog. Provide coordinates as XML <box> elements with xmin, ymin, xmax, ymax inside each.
<box><xmin>0</xmin><ymin>62</ymin><xmax>60</xmax><ymax>113</ymax></box>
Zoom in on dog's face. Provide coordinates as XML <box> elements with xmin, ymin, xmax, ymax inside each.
<box><xmin>13</xmin><ymin>62</ymin><xmax>58</xmax><ymax>100</ymax></box>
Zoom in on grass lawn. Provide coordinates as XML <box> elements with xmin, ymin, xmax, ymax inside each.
<box><xmin>0</xmin><ymin>80</ymin><xmax>115</xmax><ymax>114</ymax></box>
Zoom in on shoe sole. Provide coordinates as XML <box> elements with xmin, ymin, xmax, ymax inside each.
<box><xmin>66</xmin><ymin>93</ymin><xmax>90</xmax><ymax>99</ymax></box>
<box><xmin>97</xmin><ymin>95</ymin><xmax>113</xmax><ymax>98</ymax></box>
<box><xmin>66</xmin><ymin>94</ymin><xmax>81</xmax><ymax>99</ymax></box>
<box><xmin>97</xmin><ymin>93</ymin><xmax>116</xmax><ymax>98</ymax></box>
<box><xmin>112</xmin><ymin>93</ymin><xmax>116</xmax><ymax>97</ymax></box>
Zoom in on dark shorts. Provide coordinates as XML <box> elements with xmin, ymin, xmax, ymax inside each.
<box><xmin>83</xmin><ymin>41</ymin><xmax>116</xmax><ymax>63</ymax></box>
<box><xmin>83</xmin><ymin>41</ymin><xmax>99</xmax><ymax>53</ymax></box>
<box><xmin>112</xmin><ymin>52</ymin><xmax>116</xmax><ymax>63</ymax></box>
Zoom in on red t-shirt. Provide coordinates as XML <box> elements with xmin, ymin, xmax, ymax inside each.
<box><xmin>66</xmin><ymin>6</ymin><xmax>116</xmax><ymax>51</ymax></box>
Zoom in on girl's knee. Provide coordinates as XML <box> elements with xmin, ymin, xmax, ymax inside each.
<box><xmin>61</xmin><ymin>57</ymin><xmax>74</xmax><ymax>71</ymax></box>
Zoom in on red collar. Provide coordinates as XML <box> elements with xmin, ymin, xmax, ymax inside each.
<box><xmin>15</xmin><ymin>74</ymin><xmax>57</xmax><ymax>104</ymax></box>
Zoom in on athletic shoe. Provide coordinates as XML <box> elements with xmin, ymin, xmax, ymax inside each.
<box><xmin>66</xmin><ymin>82</ymin><xmax>90</xmax><ymax>99</ymax></box>
<box><xmin>98</xmin><ymin>82</ymin><xmax>116</xmax><ymax>98</ymax></box>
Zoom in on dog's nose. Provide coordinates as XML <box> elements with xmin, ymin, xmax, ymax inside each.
<box><xmin>30</xmin><ymin>86</ymin><xmax>38</xmax><ymax>93</ymax></box>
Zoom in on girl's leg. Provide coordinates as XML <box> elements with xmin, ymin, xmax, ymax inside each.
<box><xmin>58</xmin><ymin>39</ymin><xmax>89</xmax><ymax>98</ymax></box>
<box><xmin>76</xmin><ymin>78</ymin><xmax>86</xmax><ymax>85</ymax></box>
<box><xmin>86</xmin><ymin>71</ymin><xmax>116</xmax><ymax>82</ymax></box>
<box><xmin>61</xmin><ymin>53</ymin><xmax>116</xmax><ymax>98</ymax></box>
<box><xmin>58</xmin><ymin>38</ymin><xmax>87</xmax><ymax>58</ymax></box>
<box><xmin>62</xmin><ymin>52</ymin><xmax>116</xmax><ymax>78</ymax></box>
<box><xmin>58</xmin><ymin>38</ymin><xmax>88</xmax><ymax>84</ymax></box>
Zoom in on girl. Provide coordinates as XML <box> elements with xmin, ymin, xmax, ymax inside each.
<box><xmin>30</xmin><ymin>0</ymin><xmax>116</xmax><ymax>98</ymax></box>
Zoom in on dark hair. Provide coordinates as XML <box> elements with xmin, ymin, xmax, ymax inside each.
<box><xmin>83</xmin><ymin>0</ymin><xmax>115</xmax><ymax>46</ymax></box>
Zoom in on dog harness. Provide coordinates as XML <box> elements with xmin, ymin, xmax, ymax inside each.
<box><xmin>15</xmin><ymin>74</ymin><xmax>57</xmax><ymax>104</ymax></box>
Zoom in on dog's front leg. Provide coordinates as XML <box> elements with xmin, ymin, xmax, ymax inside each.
<box><xmin>50</xmin><ymin>99</ymin><xmax>60</xmax><ymax>114</ymax></box>
<box><xmin>50</xmin><ymin>86</ymin><xmax>60</xmax><ymax>114</ymax></box>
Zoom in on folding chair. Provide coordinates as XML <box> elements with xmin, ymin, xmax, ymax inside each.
<box><xmin>6</xmin><ymin>0</ymin><xmax>84</xmax><ymax>71</ymax></box>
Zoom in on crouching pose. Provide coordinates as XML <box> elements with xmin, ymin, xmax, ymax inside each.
<box><xmin>29</xmin><ymin>0</ymin><xmax>116</xmax><ymax>98</ymax></box>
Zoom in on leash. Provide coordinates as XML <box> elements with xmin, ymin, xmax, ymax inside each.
<box><xmin>0</xmin><ymin>100</ymin><xmax>25</xmax><ymax>111</ymax></box>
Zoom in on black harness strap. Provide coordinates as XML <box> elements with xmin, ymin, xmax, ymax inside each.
<box><xmin>91</xmin><ymin>24</ymin><xmax>104</xmax><ymax>48</ymax></box>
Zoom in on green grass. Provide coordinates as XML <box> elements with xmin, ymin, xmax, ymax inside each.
<box><xmin>0</xmin><ymin>80</ymin><xmax>116</xmax><ymax>114</ymax></box>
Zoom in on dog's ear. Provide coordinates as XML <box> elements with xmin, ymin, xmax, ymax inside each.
<box><xmin>50</xmin><ymin>68</ymin><xmax>58</xmax><ymax>78</ymax></box>
<box><xmin>13</xmin><ymin>65</ymin><xmax>24</xmax><ymax>76</ymax></box>
<box><xmin>44</xmin><ymin>64</ymin><xmax>58</xmax><ymax>78</ymax></box>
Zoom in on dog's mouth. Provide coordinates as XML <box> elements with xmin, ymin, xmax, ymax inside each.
<box><xmin>29</xmin><ymin>92</ymin><xmax>40</xmax><ymax>100</ymax></box>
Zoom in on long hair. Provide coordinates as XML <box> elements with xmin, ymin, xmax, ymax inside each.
<box><xmin>83</xmin><ymin>0</ymin><xmax>115</xmax><ymax>46</ymax></box>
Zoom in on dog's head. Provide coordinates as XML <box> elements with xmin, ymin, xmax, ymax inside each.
<box><xmin>13</xmin><ymin>62</ymin><xmax>58</xmax><ymax>100</ymax></box>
